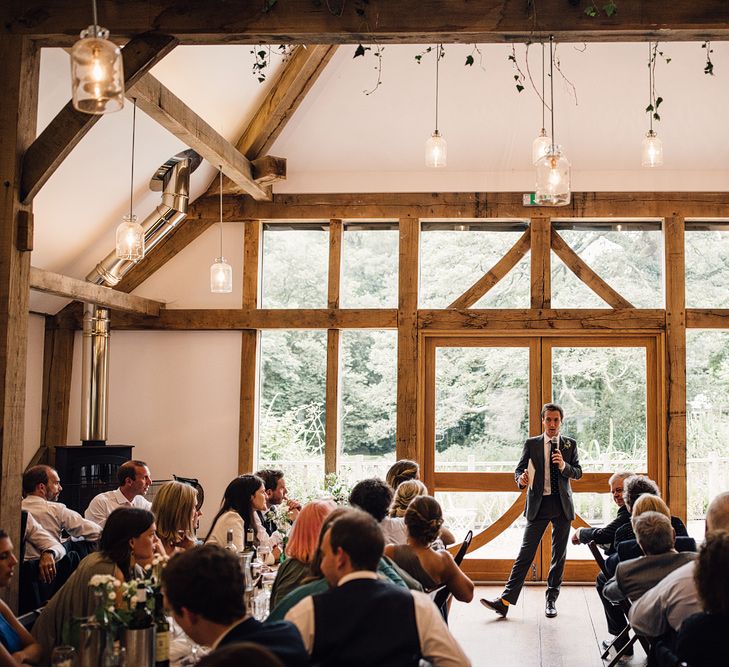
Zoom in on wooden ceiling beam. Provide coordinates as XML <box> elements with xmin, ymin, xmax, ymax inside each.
<box><xmin>20</xmin><ymin>32</ymin><xmax>179</xmax><ymax>204</ymax></box>
<box><xmin>30</xmin><ymin>266</ymin><xmax>165</xmax><ymax>315</ymax></box>
<box><xmin>6</xmin><ymin>1</ymin><xmax>729</xmax><ymax>45</ymax></box>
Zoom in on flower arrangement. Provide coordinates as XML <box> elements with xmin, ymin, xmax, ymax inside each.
<box><xmin>319</xmin><ymin>472</ymin><xmax>351</xmax><ymax>505</ymax></box>
<box><xmin>264</xmin><ymin>503</ymin><xmax>293</xmax><ymax>536</ymax></box>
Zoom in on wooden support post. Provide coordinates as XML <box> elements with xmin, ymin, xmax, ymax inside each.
<box><xmin>0</xmin><ymin>34</ymin><xmax>39</xmax><ymax>610</ymax></box>
<box><xmin>238</xmin><ymin>221</ymin><xmax>261</xmax><ymax>474</ymax></box>
<box><xmin>325</xmin><ymin>220</ymin><xmax>342</xmax><ymax>474</ymax></box>
<box><xmin>40</xmin><ymin>320</ymin><xmax>75</xmax><ymax>461</ymax></box>
<box><xmin>397</xmin><ymin>217</ymin><xmax>419</xmax><ymax>461</ymax></box>
<box><xmin>664</xmin><ymin>215</ymin><xmax>687</xmax><ymax>521</ymax></box>
<box><xmin>530</xmin><ymin>217</ymin><xmax>551</xmax><ymax>309</ymax></box>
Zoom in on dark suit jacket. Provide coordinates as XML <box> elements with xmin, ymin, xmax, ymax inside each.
<box><xmin>579</xmin><ymin>505</ymin><xmax>630</xmax><ymax>556</ymax></box>
<box><xmin>515</xmin><ymin>434</ymin><xmax>582</xmax><ymax>521</ymax></box>
<box><xmin>217</xmin><ymin>617</ymin><xmax>309</xmax><ymax>667</ymax></box>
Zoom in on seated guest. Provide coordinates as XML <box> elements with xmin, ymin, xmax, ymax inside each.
<box><xmin>384</xmin><ymin>496</ymin><xmax>474</xmax><ymax>602</ymax></box>
<box><xmin>603</xmin><ymin>511</ymin><xmax>696</xmax><ymax>604</ymax></box>
<box><xmin>152</xmin><ymin>481</ymin><xmax>200</xmax><ymax>556</ymax></box>
<box><xmin>382</xmin><ymin>479</ymin><xmax>427</xmax><ymax>545</ymax></box>
<box><xmin>0</xmin><ymin>529</ymin><xmax>42</xmax><ymax>664</ymax></box>
<box><xmin>385</xmin><ymin>460</ymin><xmax>420</xmax><ymax>491</ymax></box>
<box><xmin>285</xmin><ymin>508</ymin><xmax>471</xmax><ymax>666</ymax></box>
<box><xmin>675</xmin><ymin>529</ymin><xmax>729</xmax><ymax>667</ymax></box>
<box><xmin>630</xmin><ymin>491</ymin><xmax>729</xmax><ymax>639</ymax></box>
<box><xmin>161</xmin><ymin>545</ymin><xmax>308</xmax><ymax>667</ymax></box>
<box><xmin>196</xmin><ymin>642</ymin><xmax>284</xmax><ymax>667</ymax></box>
<box><xmin>270</xmin><ymin>500</ymin><xmax>336</xmax><ymax>610</ymax></box>
<box><xmin>572</xmin><ymin>471</ymin><xmax>633</xmax><ymax>555</ymax></box>
<box><xmin>255</xmin><ymin>470</ymin><xmax>301</xmax><ymax>535</ymax></box>
<box><xmin>84</xmin><ymin>460</ymin><xmax>152</xmax><ymax>528</ymax></box>
<box><xmin>23</xmin><ymin>512</ymin><xmax>66</xmax><ymax>584</ymax></box>
<box><xmin>267</xmin><ymin>508</ymin><xmax>412</xmax><ymax>623</ymax></box>
<box><xmin>204</xmin><ymin>475</ymin><xmax>277</xmax><ymax>555</ymax></box>
<box><xmin>32</xmin><ymin>508</ymin><xmax>159</xmax><ymax>662</ymax></box>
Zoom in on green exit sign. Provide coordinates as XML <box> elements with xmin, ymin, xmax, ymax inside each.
<box><xmin>523</xmin><ymin>193</ymin><xmax>538</xmax><ymax>206</ymax></box>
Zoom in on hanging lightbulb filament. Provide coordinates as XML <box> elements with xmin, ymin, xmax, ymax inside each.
<box><xmin>210</xmin><ymin>166</ymin><xmax>233</xmax><ymax>293</ymax></box>
<box><xmin>425</xmin><ymin>44</ymin><xmax>447</xmax><ymax>168</ymax></box>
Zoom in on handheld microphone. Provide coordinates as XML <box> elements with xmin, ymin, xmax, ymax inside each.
<box><xmin>551</xmin><ymin>437</ymin><xmax>559</xmax><ymax>453</ymax></box>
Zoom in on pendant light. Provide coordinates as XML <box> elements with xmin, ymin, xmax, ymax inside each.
<box><xmin>210</xmin><ymin>167</ymin><xmax>233</xmax><ymax>293</ymax></box>
<box><xmin>642</xmin><ymin>42</ymin><xmax>664</xmax><ymax>168</ymax></box>
<box><xmin>70</xmin><ymin>0</ymin><xmax>124</xmax><ymax>115</ymax></box>
<box><xmin>425</xmin><ymin>44</ymin><xmax>447</xmax><ymax>168</ymax></box>
<box><xmin>115</xmin><ymin>99</ymin><xmax>144</xmax><ymax>261</ymax></box>
<box><xmin>532</xmin><ymin>42</ymin><xmax>551</xmax><ymax>164</ymax></box>
<box><xmin>535</xmin><ymin>36</ymin><xmax>571</xmax><ymax>206</ymax></box>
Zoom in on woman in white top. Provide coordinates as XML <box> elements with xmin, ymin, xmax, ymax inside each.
<box><xmin>204</xmin><ymin>475</ymin><xmax>269</xmax><ymax>551</ymax></box>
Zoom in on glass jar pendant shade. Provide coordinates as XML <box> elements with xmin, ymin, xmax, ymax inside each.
<box><xmin>532</xmin><ymin>129</ymin><xmax>551</xmax><ymax>165</ymax></box>
<box><xmin>425</xmin><ymin>130</ymin><xmax>447</xmax><ymax>168</ymax></box>
<box><xmin>116</xmin><ymin>214</ymin><xmax>144</xmax><ymax>260</ymax></box>
<box><xmin>641</xmin><ymin>131</ymin><xmax>663</xmax><ymax>168</ymax></box>
<box><xmin>210</xmin><ymin>258</ymin><xmax>233</xmax><ymax>293</ymax></box>
<box><xmin>535</xmin><ymin>146</ymin><xmax>571</xmax><ymax>206</ymax></box>
<box><xmin>71</xmin><ymin>25</ymin><xmax>124</xmax><ymax>114</ymax></box>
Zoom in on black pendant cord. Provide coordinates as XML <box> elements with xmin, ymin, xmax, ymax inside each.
<box><xmin>648</xmin><ymin>42</ymin><xmax>654</xmax><ymax>134</ymax></box>
<box><xmin>129</xmin><ymin>98</ymin><xmax>136</xmax><ymax>220</ymax></box>
<box><xmin>435</xmin><ymin>44</ymin><xmax>441</xmax><ymax>132</ymax></box>
<box><xmin>541</xmin><ymin>42</ymin><xmax>546</xmax><ymax>131</ymax></box>
<box><xmin>549</xmin><ymin>36</ymin><xmax>555</xmax><ymax>149</ymax></box>
<box><xmin>219</xmin><ymin>166</ymin><xmax>224</xmax><ymax>258</ymax></box>
<box><xmin>91</xmin><ymin>0</ymin><xmax>99</xmax><ymax>36</ymax></box>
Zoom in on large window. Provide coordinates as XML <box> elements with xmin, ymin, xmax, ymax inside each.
<box><xmin>685</xmin><ymin>222</ymin><xmax>729</xmax><ymax>308</ymax></box>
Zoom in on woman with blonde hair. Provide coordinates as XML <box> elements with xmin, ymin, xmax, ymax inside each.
<box><xmin>269</xmin><ymin>499</ymin><xmax>337</xmax><ymax>609</ymax></box>
<box><xmin>152</xmin><ymin>481</ymin><xmax>199</xmax><ymax>555</ymax></box>
<box><xmin>385</xmin><ymin>460</ymin><xmax>419</xmax><ymax>490</ymax></box>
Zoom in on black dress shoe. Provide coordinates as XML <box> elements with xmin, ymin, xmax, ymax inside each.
<box><xmin>480</xmin><ymin>597</ymin><xmax>508</xmax><ymax>618</ymax></box>
<box><xmin>545</xmin><ymin>599</ymin><xmax>557</xmax><ymax>617</ymax></box>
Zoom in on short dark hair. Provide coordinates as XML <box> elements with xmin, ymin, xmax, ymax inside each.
<box><xmin>348</xmin><ymin>478</ymin><xmax>393</xmax><ymax>522</ymax></box>
<box><xmin>22</xmin><ymin>465</ymin><xmax>52</xmax><ymax>496</ymax></box>
<box><xmin>695</xmin><ymin>529</ymin><xmax>729</xmax><ymax>615</ymax></box>
<box><xmin>541</xmin><ymin>403</ymin><xmax>564</xmax><ymax>419</ymax></box>
<box><xmin>118</xmin><ymin>460</ymin><xmax>148</xmax><ymax>487</ymax></box>
<box><xmin>405</xmin><ymin>496</ymin><xmax>444</xmax><ymax>546</ymax></box>
<box><xmin>162</xmin><ymin>545</ymin><xmax>245</xmax><ymax>625</ymax></box>
<box><xmin>327</xmin><ymin>509</ymin><xmax>384</xmax><ymax>572</ymax></box>
<box><xmin>100</xmin><ymin>508</ymin><xmax>155</xmax><ymax>579</ymax></box>
<box><xmin>255</xmin><ymin>469</ymin><xmax>284</xmax><ymax>492</ymax></box>
<box><xmin>0</xmin><ymin>530</ymin><xmax>7</xmax><ymax>540</ymax></box>
<box><xmin>624</xmin><ymin>475</ymin><xmax>660</xmax><ymax>512</ymax></box>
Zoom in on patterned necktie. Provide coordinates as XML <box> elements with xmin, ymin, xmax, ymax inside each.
<box><xmin>550</xmin><ymin>438</ymin><xmax>560</xmax><ymax>495</ymax></box>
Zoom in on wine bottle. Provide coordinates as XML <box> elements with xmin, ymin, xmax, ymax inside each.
<box><xmin>225</xmin><ymin>528</ymin><xmax>237</xmax><ymax>552</ymax></box>
<box><xmin>245</xmin><ymin>526</ymin><xmax>257</xmax><ymax>559</ymax></box>
<box><xmin>153</xmin><ymin>589</ymin><xmax>170</xmax><ymax>667</ymax></box>
<box><xmin>128</xmin><ymin>582</ymin><xmax>153</xmax><ymax>629</ymax></box>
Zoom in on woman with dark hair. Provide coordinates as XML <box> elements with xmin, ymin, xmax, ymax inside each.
<box><xmin>31</xmin><ymin>508</ymin><xmax>158</xmax><ymax>663</ymax></box>
<box><xmin>204</xmin><ymin>475</ymin><xmax>269</xmax><ymax>551</ymax></box>
<box><xmin>0</xmin><ymin>529</ymin><xmax>42</xmax><ymax>665</ymax></box>
<box><xmin>675</xmin><ymin>530</ymin><xmax>729</xmax><ymax>667</ymax></box>
<box><xmin>384</xmin><ymin>496</ymin><xmax>474</xmax><ymax>602</ymax></box>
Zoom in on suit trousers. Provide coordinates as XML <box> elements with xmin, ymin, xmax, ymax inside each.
<box><xmin>502</xmin><ymin>494</ymin><xmax>571</xmax><ymax>605</ymax></box>
<box><xmin>596</xmin><ymin>571</ymin><xmax>628</xmax><ymax>636</ymax></box>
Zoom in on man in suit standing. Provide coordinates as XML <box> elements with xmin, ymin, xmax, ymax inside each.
<box><xmin>481</xmin><ymin>402</ymin><xmax>582</xmax><ymax>618</ymax></box>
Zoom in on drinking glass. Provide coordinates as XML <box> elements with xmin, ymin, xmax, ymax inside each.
<box><xmin>51</xmin><ymin>646</ymin><xmax>76</xmax><ymax>667</ymax></box>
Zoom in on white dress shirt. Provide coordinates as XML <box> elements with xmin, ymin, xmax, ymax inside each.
<box><xmin>84</xmin><ymin>488</ymin><xmax>152</xmax><ymax>528</ymax></box>
<box><xmin>23</xmin><ymin>512</ymin><xmax>65</xmax><ymax>561</ymax></box>
<box><xmin>206</xmin><ymin>510</ymin><xmax>245</xmax><ymax>550</ymax></box>
<box><xmin>381</xmin><ymin>517</ymin><xmax>408</xmax><ymax>545</ymax></box>
<box><xmin>285</xmin><ymin>571</ymin><xmax>471</xmax><ymax>667</ymax></box>
<box><xmin>23</xmin><ymin>495</ymin><xmax>101</xmax><ymax>557</ymax></box>
<box><xmin>628</xmin><ymin>560</ymin><xmax>702</xmax><ymax>637</ymax></box>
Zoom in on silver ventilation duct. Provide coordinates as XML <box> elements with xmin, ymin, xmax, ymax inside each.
<box><xmin>80</xmin><ymin>150</ymin><xmax>202</xmax><ymax>445</ymax></box>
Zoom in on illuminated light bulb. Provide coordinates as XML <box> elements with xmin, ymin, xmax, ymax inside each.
<box><xmin>425</xmin><ymin>130</ymin><xmax>447</xmax><ymax>168</ymax></box>
<box><xmin>210</xmin><ymin>257</ymin><xmax>233</xmax><ymax>293</ymax></box>
<box><xmin>71</xmin><ymin>25</ymin><xmax>124</xmax><ymax>114</ymax></box>
<box><xmin>115</xmin><ymin>215</ymin><xmax>144</xmax><ymax>261</ymax></box>
<box><xmin>532</xmin><ymin>129</ymin><xmax>551</xmax><ymax>164</ymax></box>
<box><xmin>535</xmin><ymin>145</ymin><xmax>571</xmax><ymax>206</ymax></box>
<box><xmin>641</xmin><ymin>130</ymin><xmax>663</xmax><ymax>167</ymax></box>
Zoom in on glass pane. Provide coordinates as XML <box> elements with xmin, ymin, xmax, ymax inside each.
<box><xmin>258</xmin><ymin>331</ymin><xmax>327</xmax><ymax>500</ymax></box>
<box><xmin>686</xmin><ymin>230</ymin><xmax>729</xmax><ymax>307</ymax></box>
<box><xmin>552</xmin><ymin>228</ymin><xmax>663</xmax><ymax>308</ymax></box>
<box><xmin>472</xmin><ymin>254</ymin><xmax>531</xmax><ymax>309</ymax></box>
<box><xmin>341</xmin><ymin>228</ymin><xmax>398</xmax><ymax>308</ymax></box>
<box><xmin>420</xmin><ymin>228</ymin><xmax>529</xmax><ymax>308</ymax></box>
<box><xmin>339</xmin><ymin>330</ymin><xmax>397</xmax><ymax>485</ymax></box>
<box><xmin>567</xmin><ymin>491</ymin><xmax>625</xmax><ymax>561</ymax></box>
<box><xmin>551</xmin><ymin>253</ymin><xmax>608</xmax><ymax>308</ymax></box>
<box><xmin>434</xmin><ymin>346</ymin><xmax>529</xmax><ymax>472</ymax></box>
<box><xmin>552</xmin><ymin>347</ymin><xmax>647</xmax><ymax>472</ymax></box>
<box><xmin>261</xmin><ymin>227</ymin><xmax>328</xmax><ymax>308</ymax></box>
<box><xmin>686</xmin><ymin>331</ymin><xmax>729</xmax><ymax>538</ymax></box>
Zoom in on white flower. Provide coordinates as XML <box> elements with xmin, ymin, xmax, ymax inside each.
<box><xmin>108</xmin><ymin>592</ymin><xmax>116</xmax><ymax>601</ymax></box>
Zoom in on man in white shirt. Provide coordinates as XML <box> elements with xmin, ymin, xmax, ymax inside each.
<box><xmin>23</xmin><ymin>512</ymin><xmax>65</xmax><ymax>584</ymax></box>
<box><xmin>629</xmin><ymin>491</ymin><xmax>729</xmax><ymax>637</ymax></box>
<box><xmin>22</xmin><ymin>465</ymin><xmax>101</xmax><ymax>557</ymax></box>
<box><xmin>84</xmin><ymin>460</ymin><xmax>152</xmax><ymax>528</ymax></box>
<box><xmin>285</xmin><ymin>508</ymin><xmax>471</xmax><ymax>667</ymax></box>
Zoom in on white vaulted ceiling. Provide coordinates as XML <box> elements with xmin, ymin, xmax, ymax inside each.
<box><xmin>30</xmin><ymin>40</ymin><xmax>729</xmax><ymax>314</ymax></box>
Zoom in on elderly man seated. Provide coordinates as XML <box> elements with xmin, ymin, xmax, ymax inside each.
<box><xmin>603</xmin><ymin>511</ymin><xmax>696</xmax><ymax>604</ymax></box>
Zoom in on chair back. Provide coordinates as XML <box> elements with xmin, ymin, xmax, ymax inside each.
<box><xmin>453</xmin><ymin>531</ymin><xmax>473</xmax><ymax>566</ymax></box>
<box><xmin>16</xmin><ymin>608</ymin><xmax>41</xmax><ymax>632</ymax></box>
<box><xmin>588</xmin><ymin>541</ymin><xmax>608</xmax><ymax>576</ymax></box>
<box><xmin>674</xmin><ymin>536</ymin><xmax>696</xmax><ymax>553</ymax></box>
<box><xmin>428</xmin><ymin>584</ymin><xmax>450</xmax><ymax>623</ymax></box>
<box><xmin>617</xmin><ymin>539</ymin><xmax>642</xmax><ymax>562</ymax></box>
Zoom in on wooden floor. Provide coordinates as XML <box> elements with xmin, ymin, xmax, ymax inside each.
<box><xmin>449</xmin><ymin>585</ymin><xmax>647</xmax><ymax>667</ymax></box>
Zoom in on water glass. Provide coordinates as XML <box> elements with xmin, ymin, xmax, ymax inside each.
<box><xmin>51</xmin><ymin>646</ymin><xmax>76</xmax><ymax>667</ymax></box>
<box><xmin>252</xmin><ymin>590</ymin><xmax>271</xmax><ymax>620</ymax></box>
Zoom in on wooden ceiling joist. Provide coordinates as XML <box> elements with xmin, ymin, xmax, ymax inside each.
<box><xmin>20</xmin><ymin>32</ymin><xmax>179</xmax><ymax>204</ymax></box>
<box><xmin>6</xmin><ymin>1</ymin><xmax>729</xmax><ymax>45</ymax></box>
<box><xmin>30</xmin><ymin>266</ymin><xmax>165</xmax><ymax>316</ymax></box>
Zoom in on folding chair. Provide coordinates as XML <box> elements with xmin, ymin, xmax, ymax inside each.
<box><xmin>454</xmin><ymin>530</ymin><xmax>473</xmax><ymax>565</ymax></box>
